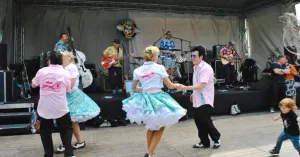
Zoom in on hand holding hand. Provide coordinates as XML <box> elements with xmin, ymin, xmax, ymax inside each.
<box><xmin>190</xmin><ymin>95</ymin><xmax>193</xmax><ymax>103</ymax></box>
<box><xmin>283</xmin><ymin>69</ymin><xmax>290</xmax><ymax>74</ymax></box>
<box><xmin>176</xmin><ymin>84</ymin><xmax>186</xmax><ymax>91</ymax></box>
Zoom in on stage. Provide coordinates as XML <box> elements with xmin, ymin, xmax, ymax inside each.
<box><xmin>86</xmin><ymin>88</ymin><xmax>270</xmax><ymax>119</ymax></box>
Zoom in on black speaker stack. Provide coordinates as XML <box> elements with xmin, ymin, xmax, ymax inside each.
<box><xmin>211</xmin><ymin>45</ymin><xmax>226</xmax><ymax>79</ymax></box>
<box><xmin>0</xmin><ymin>43</ymin><xmax>7</xmax><ymax>70</ymax></box>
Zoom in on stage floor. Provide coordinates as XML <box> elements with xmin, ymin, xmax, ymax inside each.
<box><xmin>1</xmin><ymin>111</ymin><xmax>299</xmax><ymax>157</ymax></box>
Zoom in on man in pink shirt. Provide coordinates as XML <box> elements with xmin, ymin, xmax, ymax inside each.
<box><xmin>32</xmin><ymin>51</ymin><xmax>76</xmax><ymax>157</ymax></box>
<box><xmin>177</xmin><ymin>45</ymin><xmax>221</xmax><ymax>149</ymax></box>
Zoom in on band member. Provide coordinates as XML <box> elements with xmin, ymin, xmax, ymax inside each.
<box><xmin>177</xmin><ymin>45</ymin><xmax>221</xmax><ymax>149</ymax></box>
<box><xmin>102</xmin><ymin>39</ymin><xmax>124</xmax><ymax>94</ymax></box>
<box><xmin>160</xmin><ymin>31</ymin><xmax>175</xmax><ymax>58</ymax></box>
<box><xmin>219</xmin><ymin>40</ymin><xmax>238</xmax><ymax>86</ymax></box>
<box><xmin>122</xmin><ymin>46</ymin><xmax>186</xmax><ymax>157</ymax></box>
<box><xmin>31</xmin><ymin>51</ymin><xmax>75</xmax><ymax>157</ymax></box>
<box><xmin>55</xmin><ymin>52</ymin><xmax>101</xmax><ymax>154</ymax></box>
<box><xmin>54</xmin><ymin>33</ymin><xmax>71</xmax><ymax>53</ymax></box>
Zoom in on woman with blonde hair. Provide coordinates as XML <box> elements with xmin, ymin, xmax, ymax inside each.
<box><xmin>55</xmin><ymin>51</ymin><xmax>101</xmax><ymax>154</ymax></box>
<box><xmin>122</xmin><ymin>46</ymin><xmax>187</xmax><ymax>157</ymax></box>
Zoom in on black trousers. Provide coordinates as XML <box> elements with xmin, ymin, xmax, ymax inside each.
<box><xmin>108</xmin><ymin>66</ymin><xmax>123</xmax><ymax>90</ymax></box>
<box><xmin>194</xmin><ymin>105</ymin><xmax>221</xmax><ymax>147</ymax></box>
<box><xmin>225</xmin><ymin>63</ymin><xmax>235</xmax><ymax>85</ymax></box>
<box><xmin>40</xmin><ymin>113</ymin><xmax>74</xmax><ymax>157</ymax></box>
<box><xmin>271</xmin><ymin>80</ymin><xmax>286</xmax><ymax>107</ymax></box>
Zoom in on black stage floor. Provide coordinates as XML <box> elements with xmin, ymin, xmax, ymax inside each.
<box><xmin>87</xmin><ymin>88</ymin><xmax>272</xmax><ymax>119</ymax></box>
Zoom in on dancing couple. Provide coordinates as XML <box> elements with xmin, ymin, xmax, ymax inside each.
<box><xmin>32</xmin><ymin>51</ymin><xmax>100</xmax><ymax>157</ymax></box>
<box><xmin>122</xmin><ymin>45</ymin><xmax>221</xmax><ymax>157</ymax></box>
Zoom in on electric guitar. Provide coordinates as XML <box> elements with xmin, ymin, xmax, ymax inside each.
<box><xmin>101</xmin><ymin>55</ymin><xmax>122</xmax><ymax>69</ymax></box>
<box><xmin>101</xmin><ymin>53</ymin><xmax>135</xmax><ymax>69</ymax></box>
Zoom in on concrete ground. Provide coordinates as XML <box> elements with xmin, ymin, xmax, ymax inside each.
<box><xmin>1</xmin><ymin>111</ymin><xmax>300</xmax><ymax>157</ymax></box>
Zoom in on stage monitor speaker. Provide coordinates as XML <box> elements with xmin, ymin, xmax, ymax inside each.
<box><xmin>214</xmin><ymin>60</ymin><xmax>226</xmax><ymax>79</ymax></box>
<box><xmin>184</xmin><ymin>61</ymin><xmax>193</xmax><ymax>74</ymax></box>
<box><xmin>0</xmin><ymin>70</ymin><xmax>14</xmax><ymax>104</ymax></box>
<box><xmin>284</xmin><ymin>46</ymin><xmax>296</xmax><ymax>64</ymax></box>
<box><xmin>213</xmin><ymin>45</ymin><xmax>226</xmax><ymax>60</ymax></box>
<box><xmin>0</xmin><ymin>44</ymin><xmax>7</xmax><ymax>70</ymax></box>
<box><xmin>250</xmin><ymin>76</ymin><xmax>272</xmax><ymax>90</ymax></box>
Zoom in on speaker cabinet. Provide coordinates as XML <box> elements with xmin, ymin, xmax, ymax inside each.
<box><xmin>214</xmin><ymin>60</ymin><xmax>226</xmax><ymax>79</ymax></box>
<box><xmin>213</xmin><ymin>45</ymin><xmax>226</xmax><ymax>60</ymax></box>
<box><xmin>0</xmin><ymin>44</ymin><xmax>7</xmax><ymax>70</ymax></box>
<box><xmin>0</xmin><ymin>70</ymin><xmax>14</xmax><ymax>104</ymax></box>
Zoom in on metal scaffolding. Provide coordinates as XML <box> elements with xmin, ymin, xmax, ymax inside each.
<box><xmin>13</xmin><ymin>4</ymin><xmax>24</xmax><ymax>64</ymax></box>
<box><xmin>14</xmin><ymin>0</ymin><xmax>242</xmax><ymax>16</ymax></box>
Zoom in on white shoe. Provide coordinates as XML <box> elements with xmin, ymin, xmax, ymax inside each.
<box><xmin>73</xmin><ymin>141</ymin><xmax>86</xmax><ymax>149</ymax></box>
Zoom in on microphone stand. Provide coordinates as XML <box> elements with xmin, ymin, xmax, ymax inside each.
<box><xmin>153</xmin><ymin>34</ymin><xmax>165</xmax><ymax>46</ymax></box>
<box><xmin>121</xmin><ymin>42</ymin><xmax>127</xmax><ymax>90</ymax></box>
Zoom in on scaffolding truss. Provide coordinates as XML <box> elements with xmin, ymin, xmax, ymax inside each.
<box><xmin>14</xmin><ymin>0</ymin><xmax>243</xmax><ymax>16</ymax></box>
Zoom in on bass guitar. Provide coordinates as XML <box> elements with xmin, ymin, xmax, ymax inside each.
<box><xmin>67</xmin><ymin>27</ymin><xmax>93</xmax><ymax>88</ymax></box>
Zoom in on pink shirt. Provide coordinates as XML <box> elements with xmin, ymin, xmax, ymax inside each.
<box><xmin>32</xmin><ymin>65</ymin><xmax>72</xmax><ymax>119</ymax></box>
<box><xmin>192</xmin><ymin>61</ymin><xmax>215</xmax><ymax>108</ymax></box>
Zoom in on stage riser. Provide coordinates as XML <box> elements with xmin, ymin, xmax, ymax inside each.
<box><xmin>86</xmin><ymin>89</ymin><xmax>281</xmax><ymax>119</ymax></box>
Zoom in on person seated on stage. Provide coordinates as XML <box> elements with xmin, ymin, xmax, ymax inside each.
<box><xmin>31</xmin><ymin>51</ymin><xmax>76</xmax><ymax>157</ymax></box>
<box><xmin>262</xmin><ymin>62</ymin><xmax>273</xmax><ymax>77</ymax></box>
<box><xmin>160</xmin><ymin>31</ymin><xmax>175</xmax><ymax>58</ymax></box>
<box><xmin>54</xmin><ymin>33</ymin><xmax>72</xmax><ymax>53</ymax></box>
<box><xmin>102</xmin><ymin>39</ymin><xmax>124</xmax><ymax>94</ymax></box>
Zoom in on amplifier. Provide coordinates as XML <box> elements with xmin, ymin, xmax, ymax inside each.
<box><xmin>214</xmin><ymin>60</ymin><xmax>226</xmax><ymax>79</ymax></box>
<box><xmin>100</xmin><ymin>73</ymin><xmax>112</xmax><ymax>91</ymax></box>
<box><xmin>0</xmin><ymin>70</ymin><xmax>14</xmax><ymax>104</ymax></box>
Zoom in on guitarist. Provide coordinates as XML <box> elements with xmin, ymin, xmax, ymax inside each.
<box><xmin>102</xmin><ymin>39</ymin><xmax>124</xmax><ymax>94</ymax></box>
<box><xmin>219</xmin><ymin>40</ymin><xmax>239</xmax><ymax>87</ymax></box>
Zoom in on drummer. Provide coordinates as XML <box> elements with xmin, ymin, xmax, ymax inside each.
<box><xmin>160</xmin><ymin>31</ymin><xmax>176</xmax><ymax>58</ymax></box>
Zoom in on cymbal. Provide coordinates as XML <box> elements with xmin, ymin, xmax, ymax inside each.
<box><xmin>134</xmin><ymin>57</ymin><xmax>144</xmax><ymax>60</ymax></box>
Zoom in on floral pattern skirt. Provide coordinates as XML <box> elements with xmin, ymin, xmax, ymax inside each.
<box><xmin>122</xmin><ymin>91</ymin><xmax>187</xmax><ymax>131</ymax></box>
<box><xmin>67</xmin><ymin>89</ymin><xmax>100</xmax><ymax>122</ymax></box>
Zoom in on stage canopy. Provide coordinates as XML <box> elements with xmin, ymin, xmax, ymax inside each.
<box><xmin>0</xmin><ymin>0</ymin><xmax>296</xmax><ymax>79</ymax></box>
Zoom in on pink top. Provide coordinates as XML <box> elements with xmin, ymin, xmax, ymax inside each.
<box><xmin>32</xmin><ymin>65</ymin><xmax>72</xmax><ymax>119</ymax></box>
<box><xmin>192</xmin><ymin>61</ymin><xmax>215</xmax><ymax>108</ymax></box>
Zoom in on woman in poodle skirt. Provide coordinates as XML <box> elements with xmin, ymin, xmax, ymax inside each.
<box><xmin>56</xmin><ymin>52</ymin><xmax>101</xmax><ymax>153</ymax></box>
<box><xmin>122</xmin><ymin>46</ymin><xmax>187</xmax><ymax>157</ymax></box>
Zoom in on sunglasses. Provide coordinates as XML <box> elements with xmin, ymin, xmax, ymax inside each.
<box><xmin>191</xmin><ymin>54</ymin><xmax>197</xmax><ymax>58</ymax></box>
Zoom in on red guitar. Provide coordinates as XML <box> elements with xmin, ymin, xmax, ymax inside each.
<box><xmin>101</xmin><ymin>53</ymin><xmax>135</xmax><ymax>69</ymax></box>
<box><xmin>101</xmin><ymin>55</ymin><xmax>120</xmax><ymax>69</ymax></box>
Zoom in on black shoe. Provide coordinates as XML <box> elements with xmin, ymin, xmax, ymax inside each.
<box><xmin>193</xmin><ymin>142</ymin><xmax>210</xmax><ymax>148</ymax></box>
<box><xmin>269</xmin><ymin>147</ymin><xmax>280</xmax><ymax>154</ymax></box>
<box><xmin>213</xmin><ymin>140</ymin><xmax>221</xmax><ymax>149</ymax></box>
<box><xmin>54</xmin><ymin>144</ymin><xmax>65</xmax><ymax>154</ymax></box>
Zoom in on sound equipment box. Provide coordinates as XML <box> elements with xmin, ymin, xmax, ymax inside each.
<box><xmin>100</xmin><ymin>73</ymin><xmax>112</xmax><ymax>91</ymax></box>
<box><xmin>213</xmin><ymin>60</ymin><xmax>226</xmax><ymax>79</ymax></box>
<box><xmin>0</xmin><ymin>44</ymin><xmax>7</xmax><ymax>70</ymax></box>
<box><xmin>0</xmin><ymin>70</ymin><xmax>14</xmax><ymax>104</ymax></box>
<box><xmin>213</xmin><ymin>45</ymin><xmax>226</xmax><ymax>60</ymax></box>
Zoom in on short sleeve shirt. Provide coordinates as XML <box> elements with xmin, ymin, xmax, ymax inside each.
<box><xmin>192</xmin><ymin>61</ymin><xmax>215</xmax><ymax>108</ymax></box>
<box><xmin>133</xmin><ymin>62</ymin><xmax>168</xmax><ymax>91</ymax></box>
<box><xmin>32</xmin><ymin>65</ymin><xmax>71</xmax><ymax>119</ymax></box>
<box><xmin>271</xmin><ymin>62</ymin><xmax>286</xmax><ymax>83</ymax></box>
<box><xmin>65</xmin><ymin>63</ymin><xmax>80</xmax><ymax>91</ymax></box>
